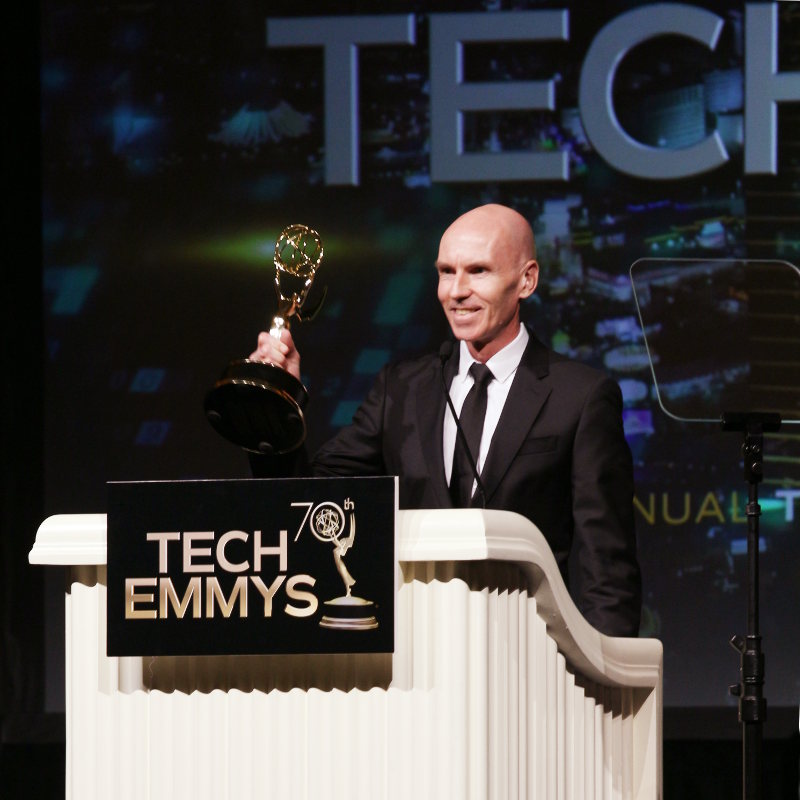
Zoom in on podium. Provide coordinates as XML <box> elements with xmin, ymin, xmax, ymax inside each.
<box><xmin>30</xmin><ymin>508</ymin><xmax>662</xmax><ymax>799</ymax></box>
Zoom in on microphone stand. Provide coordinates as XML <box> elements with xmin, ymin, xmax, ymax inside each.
<box><xmin>721</xmin><ymin>411</ymin><xmax>781</xmax><ymax>800</ymax></box>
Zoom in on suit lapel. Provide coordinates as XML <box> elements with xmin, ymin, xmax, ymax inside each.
<box><xmin>415</xmin><ymin>346</ymin><xmax>458</xmax><ymax>507</ymax></box>
<box><xmin>480</xmin><ymin>334</ymin><xmax>552</xmax><ymax>503</ymax></box>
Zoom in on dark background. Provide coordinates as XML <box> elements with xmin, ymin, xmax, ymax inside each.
<box><xmin>2</xmin><ymin>2</ymin><xmax>798</xmax><ymax>797</ymax></box>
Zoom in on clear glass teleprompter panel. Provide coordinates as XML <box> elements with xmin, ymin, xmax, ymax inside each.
<box><xmin>630</xmin><ymin>258</ymin><xmax>800</xmax><ymax>424</ymax></box>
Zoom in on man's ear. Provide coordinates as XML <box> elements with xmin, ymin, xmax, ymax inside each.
<box><xmin>519</xmin><ymin>259</ymin><xmax>539</xmax><ymax>299</ymax></box>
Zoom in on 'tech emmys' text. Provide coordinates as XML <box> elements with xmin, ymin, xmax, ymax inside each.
<box><xmin>124</xmin><ymin>530</ymin><xmax>318</xmax><ymax>620</ymax></box>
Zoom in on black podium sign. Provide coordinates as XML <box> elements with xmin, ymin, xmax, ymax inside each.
<box><xmin>107</xmin><ymin>477</ymin><xmax>397</xmax><ymax>656</ymax></box>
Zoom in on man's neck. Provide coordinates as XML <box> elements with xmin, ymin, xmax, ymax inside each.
<box><xmin>465</xmin><ymin>322</ymin><xmax>523</xmax><ymax>363</ymax></box>
<box><xmin>461</xmin><ymin>325</ymin><xmax>528</xmax><ymax>372</ymax></box>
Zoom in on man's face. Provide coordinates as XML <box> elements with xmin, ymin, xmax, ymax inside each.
<box><xmin>436</xmin><ymin>216</ymin><xmax>536</xmax><ymax>360</ymax></box>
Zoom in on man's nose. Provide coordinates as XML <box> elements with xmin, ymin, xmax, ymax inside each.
<box><xmin>450</xmin><ymin>270</ymin><xmax>470</xmax><ymax>297</ymax></box>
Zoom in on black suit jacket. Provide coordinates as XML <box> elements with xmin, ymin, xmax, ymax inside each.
<box><xmin>253</xmin><ymin>333</ymin><xmax>642</xmax><ymax>636</ymax></box>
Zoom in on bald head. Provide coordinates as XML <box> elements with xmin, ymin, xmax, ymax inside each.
<box><xmin>442</xmin><ymin>204</ymin><xmax>537</xmax><ymax>263</ymax></box>
<box><xmin>436</xmin><ymin>204</ymin><xmax>539</xmax><ymax>361</ymax></box>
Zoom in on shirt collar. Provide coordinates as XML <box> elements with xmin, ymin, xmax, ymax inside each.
<box><xmin>457</xmin><ymin>325</ymin><xmax>529</xmax><ymax>385</ymax></box>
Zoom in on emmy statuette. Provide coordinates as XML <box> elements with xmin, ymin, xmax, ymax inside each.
<box><xmin>308</xmin><ymin>502</ymin><xmax>378</xmax><ymax>631</ymax></box>
<box><xmin>205</xmin><ymin>224</ymin><xmax>324</xmax><ymax>454</ymax></box>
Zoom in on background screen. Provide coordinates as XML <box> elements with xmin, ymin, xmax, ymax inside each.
<box><xmin>40</xmin><ymin>0</ymin><xmax>800</xmax><ymax>707</ymax></box>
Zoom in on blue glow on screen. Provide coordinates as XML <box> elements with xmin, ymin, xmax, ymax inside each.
<box><xmin>330</xmin><ymin>400</ymin><xmax>361</xmax><ymax>428</ymax></box>
<box><xmin>129</xmin><ymin>368</ymin><xmax>167</xmax><ymax>393</ymax></box>
<box><xmin>373</xmin><ymin>274</ymin><xmax>425</xmax><ymax>325</ymax></box>
<box><xmin>353</xmin><ymin>349</ymin><xmax>391</xmax><ymax>375</ymax></box>
<box><xmin>135</xmin><ymin>421</ymin><xmax>171</xmax><ymax>447</ymax></box>
<box><xmin>43</xmin><ymin>266</ymin><xmax>100</xmax><ymax>315</ymax></box>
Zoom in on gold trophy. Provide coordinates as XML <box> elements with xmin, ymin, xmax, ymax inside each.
<box><xmin>205</xmin><ymin>224</ymin><xmax>324</xmax><ymax>454</ymax></box>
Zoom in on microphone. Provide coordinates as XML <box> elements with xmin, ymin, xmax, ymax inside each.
<box><xmin>438</xmin><ymin>342</ymin><xmax>486</xmax><ymax>507</ymax></box>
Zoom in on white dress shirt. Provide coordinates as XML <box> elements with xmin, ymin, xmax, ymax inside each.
<box><xmin>443</xmin><ymin>325</ymin><xmax>529</xmax><ymax>485</ymax></box>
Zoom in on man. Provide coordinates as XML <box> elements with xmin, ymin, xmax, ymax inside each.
<box><xmin>250</xmin><ymin>204</ymin><xmax>641</xmax><ymax>636</ymax></box>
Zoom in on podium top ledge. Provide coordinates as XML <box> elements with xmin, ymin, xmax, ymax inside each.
<box><xmin>29</xmin><ymin>508</ymin><xmax>662</xmax><ymax>687</ymax></box>
<box><xmin>29</xmin><ymin>508</ymin><xmax>548</xmax><ymax>567</ymax></box>
<box><xmin>29</xmin><ymin>513</ymin><xmax>108</xmax><ymax>565</ymax></box>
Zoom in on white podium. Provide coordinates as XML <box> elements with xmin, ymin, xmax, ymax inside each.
<box><xmin>30</xmin><ymin>508</ymin><xmax>662</xmax><ymax>799</ymax></box>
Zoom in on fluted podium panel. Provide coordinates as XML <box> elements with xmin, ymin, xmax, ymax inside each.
<box><xmin>30</xmin><ymin>509</ymin><xmax>662</xmax><ymax>799</ymax></box>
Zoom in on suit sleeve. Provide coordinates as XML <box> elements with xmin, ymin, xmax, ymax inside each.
<box><xmin>249</xmin><ymin>366</ymin><xmax>390</xmax><ymax>479</ymax></box>
<box><xmin>310</xmin><ymin>365</ymin><xmax>389</xmax><ymax>477</ymax></box>
<box><xmin>571</xmin><ymin>376</ymin><xmax>642</xmax><ymax>637</ymax></box>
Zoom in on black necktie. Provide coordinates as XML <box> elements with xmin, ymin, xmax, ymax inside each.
<box><xmin>450</xmin><ymin>362</ymin><xmax>493</xmax><ymax>507</ymax></box>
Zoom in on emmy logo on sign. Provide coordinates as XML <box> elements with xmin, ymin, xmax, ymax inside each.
<box><xmin>295</xmin><ymin>498</ymin><xmax>378</xmax><ymax>631</ymax></box>
<box><xmin>205</xmin><ymin>224</ymin><xmax>325</xmax><ymax>454</ymax></box>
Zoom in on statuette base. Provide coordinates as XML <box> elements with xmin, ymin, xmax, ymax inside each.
<box><xmin>205</xmin><ymin>359</ymin><xmax>308</xmax><ymax>454</ymax></box>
